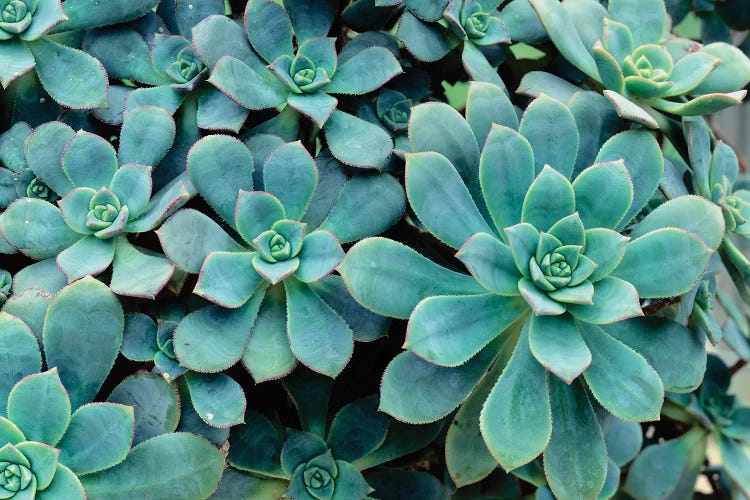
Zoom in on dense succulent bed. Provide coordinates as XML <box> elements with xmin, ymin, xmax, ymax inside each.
<box><xmin>1</xmin><ymin>0</ymin><xmax>750</xmax><ymax>498</ymax></box>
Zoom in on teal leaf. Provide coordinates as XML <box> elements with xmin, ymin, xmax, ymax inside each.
<box><xmin>601</xmin><ymin>91</ymin><xmax>658</xmax><ymax>129</ymax></box>
<box><xmin>80</xmin><ymin>433</ymin><xmax>224</xmax><ymax>499</ymax></box>
<box><xmin>352</xmin><ymin>419</ymin><xmax>444</xmax><ymax>470</ymax></box>
<box><xmin>263</xmin><ymin>141</ymin><xmax>317</xmax><ymax>220</ymax></box>
<box><xmin>521</xmin><ymin>166</ymin><xmax>575</xmax><ymax>232</ymax></box>
<box><xmin>195</xmin><ymin>251</ymin><xmax>262</xmax><ymax>308</ymax></box>
<box><xmin>327</xmin><ymin>47</ymin><xmax>402</xmax><ymax>95</ymax></box>
<box><xmin>466</xmin><ymin>81</ymin><xmax>519</xmax><ymax>144</ymax></box>
<box><xmin>528</xmin><ymin>0</ymin><xmax>599</xmax><ymax>79</ymax></box>
<box><xmin>294</xmin><ymin>230</ymin><xmax>344</xmax><ymax>283</ymax></box>
<box><xmin>285</xmin><ymin>278</ymin><xmax>353</xmax><ymax>377</ymax></box>
<box><xmin>504</xmin><ymin>223</ymin><xmax>540</xmax><ymax>280</ymax></box>
<box><xmin>479</xmin><ymin>125</ymin><xmax>535</xmax><ymax>236</ymax></box>
<box><xmin>544</xmin><ymin>378</ymin><xmax>607</xmax><ymax>500</ymax></box>
<box><xmin>157</xmin><ymin>208</ymin><xmax>244</xmax><ymax>273</ymax></box>
<box><xmin>228</xmin><ymin>410</ymin><xmax>285</xmax><ymax>477</ymax></box>
<box><xmin>175</xmin><ymin>293</ymin><xmax>264</xmax><ymax>372</ymax></box>
<box><xmin>608</xmin><ymin>0</ymin><xmax>666</xmax><ymax>46</ymax></box>
<box><xmin>718</xmin><ymin>433</ymin><xmax>750</xmax><ymax>496</ymax></box>
<box><xmin>118</xmin><ymin>106</ymin><xmax>175</xmax><ymax>168</ymax></box>
<box><xmin>338</xmin><ymin>237</ymin><xmax>485</xmax><ymax>319</ymax></box>
<box><xmin>568</xmin><ymin>277</ymin><xmax>643</xmax><ymax>324</ymax></box>
<box><xmin>605</xmin><ymin>317</ymin><xmax>706</xmax><ymax>394</ymax></box>
<box><xmin>517</xmin><ymin>71</ymin><xmax>582</xmax><ymax>102</ymax></box>
<box><xmin>456</xmin><ymin>233</ymin><xmax>521</xmax><ymax>295</ymax></box>
<box><xmin>56</xmin><ymin>0</ymin><xmax>159</xmax><ymax>31</ymax></box>
<box><xmin>285</xmin><ymin>0</ymin><xmax>338</xmax><ymax>40</ymax></box>
<box><xmin>208</xmin><ymin>56</ymin><xmax>288</xmax><ymax>110</ymax></box>
<box><xmin>665</xmin><ymin>51</ymin><xmax>719</xmax><ymax>97</ymax></box>
<box><xmin>519</xmin><ymin>95</ymin><xmax>579</xmax><ymax>177</ymax></box>
<box><xmin>191</xmin><ymin>14</ymin><xmax>260</xmax><ymax>69</ymax></box>
<box><xmin>57</xmin><ymin>403</ymin><xmax>134</xmax><ymax>475</ymax></box>
<box><xmin>184</xmin><ymin>372</ymin><xmax>246</xmax><ymax>428</ymax></box>
<box><xmin>0</xmin><ymin>313</ymin><xmax>41</xmax><ymax>415</ymax></box>
<box><xmin>43</xmin><ymin>277</ymin><xmax>123</xmax><ymax>409</ymax></box>
<box><xmin>519</xmin><ymin>276</ymin><xmax>565</xmax><ymax>315</ymax></box>
<box><xmin>568</xmin><ymin>91</ymin><xmax>623</xmax><ymax>177</ymax></box>
<box><xmin>584</xmin><ymin>228</ymin><xmax>629</xmax><ymax>282</ymax></box>
<box><xmin>529</xmin><ymin>314</ymin><xmax>591</xmax><ymax>383</ymax></box>
<box><xmin>324</xmin><ymin>110</ymin><xmax>393</xmax><ymax>169</ymax></box>
<box><xmin>327</xmin><ymin>396</ymin><xmax>388</xmax><ymax>463</ymax></box>
<box><xmin>110</xmin><ymin>238</ymin><xmax>174</xmax><ymax>299</ymax></box>
<box><xmin>579</xmin><ymin>323</ymin><xmax>663</xmax><ymax>421</ymax></box>
<box><xmin>317</xmin><ymin>173</ymin><xmax>405</xmax><ymax>244</ymax></box>
<box><xmin>331</xmin><ymin>460</ymin><xmax>371</xmax><ymax>500</ymax></box>
<box><xmin>280</xmin><ymin>430</ymin><xmax>329</xmax><ymax>474</ymax></box>
<box><xmin>37</xmin><ymin>463</ymin><xmax>85</xmax><ymax>500</ymax></box>
<box><xmin>196</xmin><ymin>87</ymin><xmax>250</xmax><ymax>133</ymax></box>
<box><xmin>243</xmin><ymin>287</ymin><xmax>297</xmax><ymax>382</ymax></box>
<box><xmin>24</xmin><ymin>121</ymin><xmax>75</xmax><ymax>196</ymax></box>
<box><xmin>286</xmin><ymin>92</ymin><xmax>338</xmax><ymax>128</ymax></box>
<box><xmin>601</xmin><ymin>415</ymin><xmax>642</xmax><ymax>467</ymax></box>
<box><xmin>62</xmin><ymin>131</ymin><xmax>117</xmax><ymax>189</ymax></box>
<box><xmin>397</xmin><ymin>11</ymin><xmax>454</xmax><ymax>63</ymax></box>
<box><xmin>8</xmin><ymin>369</ymin><xmax>70</xmax><ymax>446</ymax></box>
<box><xmin>121</xmin><ymin>313</ymin><xmax>158</xmax><ymax>362</ymax></box>
<box><xmin>405</xmin><ymin>293</ymin><xmax>526</xmax><ymax>367</ymax></box>
<box><xmin>56</xmin><ymin>235</ymin><xmax>114</xmax><ymax>282</ymax></box>
<box><xmin>26</xmin><ymin>38</ymin><xmax>108</xmax><ymax>109</ymax></box>
<box><xmin>244</xmin><ymin>0</ymin><xmax>293</xmax><ymax>63</ymax></box>
<box><xmin>107</xmin><ymin>374</ymin><xmax>179</xmax><ymax>445</ymax></box>
<box><xmin>0</xmin><ymin>38</ymin><xmax>34</xmax><ymax>89</ymax></box>
<box><xmin>593</xmin><ymin>43</ymin><xmax>625</xmax><ymax>93</ymax></box>
<box><xmin>624</xmin><ymin>428</ymin><xmax>707</xmax><ymax>500</ymax></box>
<box><xmin>380</xmin><ymin>337</ymin><xmax>500</xmax><ymax>424</ymax></box>
<box><xmin>409</xmin><ymin>102</ymin><xmax>482</xmax><ymax>213</ymax></box>
<box><xmin>573</xmin><ymin>160</ymin><xmax>633</xmax><ymax>230</ymax></box>
<box><xmin>462</xmin><ymin>42</ymin><xmax>506</xmax><ymax>88</ymax></box>
<box><xmin>406</xmin><ymin>151</ymin><xmax>494</xmax><ymax>249</ymax></box>
<box><xmin>480</xmin><ymin>318</ymin><xmax>551</xmax><ymax>470</ymax></box>
<box><xmin>59</xmin><ymin>190</ymin><xmax>95</xmax><ymax>235</ymax></box>
<box><xmin>629</xmin><ymin>195</ymin><xmax>725</xmax><ymax>250</ymax></box>
<box><xmin>252</xmin><ymin>255</ymin><xmax>300</xmax><ymax>285</ymax></box>
<box><xmin>281</xmin><ymin>366</ymin><xmax>333</xmax><ymax>437</ymax></box>
<box><xmin>611</xmin><ymin>228</ymin><xmax>712</xmax><ymax>299</ymax></box>
<box><xmin>210</xmin><ymin>468</ymin><xmax>287</xmax><ymax>499</ymax></box>
<box><xmin>187</xmin><ymin>135</ymin><xmax>253</xmax><ymax>224</ymax></box>
<box><xmin>109</xmin><ymin>164</ymin><xmax>152</xmax><ymax>218</ymax></box>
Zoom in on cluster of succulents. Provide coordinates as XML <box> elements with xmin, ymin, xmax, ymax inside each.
<box><xmin>1</xmin><ymin>0</ymin><xmax>750</xmax><ymax>498</ymax></box>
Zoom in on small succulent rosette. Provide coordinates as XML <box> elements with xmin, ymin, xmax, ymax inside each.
<box><xmin>193</xmin><ymin>0</ymin><xmax>402</xmax><ymax>169</ymax></box>
<box><xmin>120</xmin><ymin>312</ymin><xmax>248</xmax><ymax>429</ymax></box>
<box><xmin>388</xmin><ymin>0</ymin><xmax>510</xmax><ymax>88</ymax></box>
<box><xmin>340</xmin><ymin>88</ymin><xmax>718</xmax><ymax>498</ymax></box>
<box><xmin>159</xmin><ymin>136</ymin><xmax>402</xmax><ymax>381</ymax></box>
<box><xmin>215</xmin><ymin>369</ymin><xmax>445</xmax><ymax>499</ymax></box>
<box><xmin>0</xmin><ymin>107</ymin><xmax>191</xmax><ymax>298</ymax></box>
<box><xmin>626</xmin><ymin>356</ymin><xmax>750</xmax><ymax>497</ymax></box>
<box><xmin>528</xmin><ymin>0</ymin><xmax>750</xmax><ymax>127</ymax></box>
<box><xmin>0</xmin><ymin>279</ymin><xmax>226</xmax><ymax>499</ymax></box>
<box><xmin>83</xmin><ymin>0</ymin><xmax>250</xmax><ymax>133</ymax></box>
<box><xmin>0</xmin><ymin>0</ymin><xmax>165</xmax><ymax>108</ymax></box>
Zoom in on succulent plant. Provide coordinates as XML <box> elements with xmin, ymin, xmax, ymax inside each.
<box><xmin>218</xmin><ymin>368</ymin><xmax>445</xmax><ymax>499</ymax></box>
<box><xmin>194</xmin><ymin>0</ymin><xmax>402</xmax><ymax>168</ymax></box>
<box><xmin>627</xmin><ymin>355</ymin><xmax>750</xmax><ymax>497</ymax></box>
<box><xmin>159</xmin><ymin>136</ymin><xmax>399</xmax><ymax>380</ymax></box>
<box><xmin>528</xmin><ymin>0</ymin><xmax>750</xmax><ymax>127</ymax></box>
<box><xmin>0</xmin><ymin>107</ymin><xmax>191</xmax><ymax>297</ymax></box>
<box><xmin>393</xmin><ymin>0</ymin><xmax>510</xmax><ymax>87</ymax></box>
<box><xmin>339</xmin><ymin>86</ymin><xmax>717</xmax><ymax>498</ymax></box>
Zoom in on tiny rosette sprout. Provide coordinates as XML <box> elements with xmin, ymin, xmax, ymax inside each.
<box><xmin>445</xmin><ymin>0</ymin><xmax>510</xmax><ymax>46</ymax></box>
<box><xmin>0</xmin><ymin>0</ymin><xmax>38</xmax><ymax>36</ymax></box>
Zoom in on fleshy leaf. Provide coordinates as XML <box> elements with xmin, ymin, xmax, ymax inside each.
<box><xmin>572</xmin><ymin>160</ymin><xmax>633</xmax><ymax>230</ymax></box>
<box><xmin>118</xmin><ymin>106</ymin><xmax>175</xmax><ymax>168</ymax></box>
<box><xmin>518</xmin><ymin>95</ymin><xmax>579</xmax><ymax>177</ymax></box>
<box><xmin>0</xmin><ymin>312</ymin><xmax>42</xmax><ymax>415</ymax></box>
<box><xmin>8</xmin><ymin>369</ymin><xmax>70</xmax><ymax>446</ymax></box>
<box><xmin>43</xmin><ymin>276</ymin><xmax>124</xmax><ymax>408</ymax></box>
<box><xmin>184</xmin><ymin>372</ymin><xmax>246</xmax><ymax>428</ymax></box>
<box><xmin>294</xmin><ymin>230</ymin><xmax>344</xmax><ymax>283</ymax></box>
<box><xmin>195</xmin><ymin>251</ymin><xmax>262</xmax><ymax>308</ymax></box>
<box><xmin>62</xmin><ymin>131</ymin><xmax>117</xmax><ymax>190</ymax></box>
<box><xmin>456</xmin><ymin>233</ymin><xmax>521</xmax><ymax>295</ymax></box>
<box><xmin>327</xmin><ymin>396</ymin><xmax>388</xmax><ymax>463</ymax></box>
<box><xmin>529</xmin><ymin>314</ymin><xmax>591</xmax><ymax>383</ymax></box>
<box><xmin>324</xmin><ymin>110</ymin><xmax>393</xmax><ymax>169</ymax></box>
<box><xmin>521</xmin><ymin>166</ymin><xmax>575</xmax><ymax>232</ymax></box>
<box><xmin>263</xmin><ymin>141</ymin><xmax>317</xmax><ymax>221</ymax></box>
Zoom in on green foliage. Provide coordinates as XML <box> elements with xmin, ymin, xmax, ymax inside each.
<box><xmin>0</xmin><ymin>0</ymin><xmax>749</xmax><ymax>497</ymax></box>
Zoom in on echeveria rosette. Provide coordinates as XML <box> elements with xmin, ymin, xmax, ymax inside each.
<box><xmin>83</xmin><ymin>0</ymin><xmax>250</xmax><ymax>132</ymax></box>
<box><xmin>0</xmin><ymin>109</ymin><xmax>190</xmax><ymax>298</ymax></box>
<box><xmin>158</xmin><ymin>137</ymin><xmax>393</xmax><ymax>381</ymax></box>
<box><xmin>395</xmin><ymin>0</ymin><xmax>510</xmax><ymax>87</ymax></box>
<box><xmin>198</xmin><ymin>0</ymin><xmax>401</xmax><ymax>169</ymax></box>
<box><xmin>529</xmin><ymin>0</ymin><xmax>750</xmax><ymax>128</ymax></box>
<box><xmin>0</xmin><ymin>0</ymin><xmax>120</xmax><ymax>109</ymax></box>
<box><xmin>682</xmin><ymin>117</ymin><xmax>750</xmax><ymax>306</ymax></box>
<box><xmin>120</xmin><ymin>313</ymin><xmax>248</xmax><ymax>429</ymax></box>
<box><xmin>0</xmin><ymin>123</ymin><xmax>59</xmax><ymax>213</ymax></box>
<box><xmin>339</xmin><ymin>93</ymin><xmax>718</xmax><ymax>499</ymax></box>
<box><xmin>223</xmin><ymin>372</ymin><xmax>442</xmax><ymax>499</ymax></box>
<box><xmin>626</xmin><ymin>356</ymin><xmax>750</xmax><ymax>498</ymax></box>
